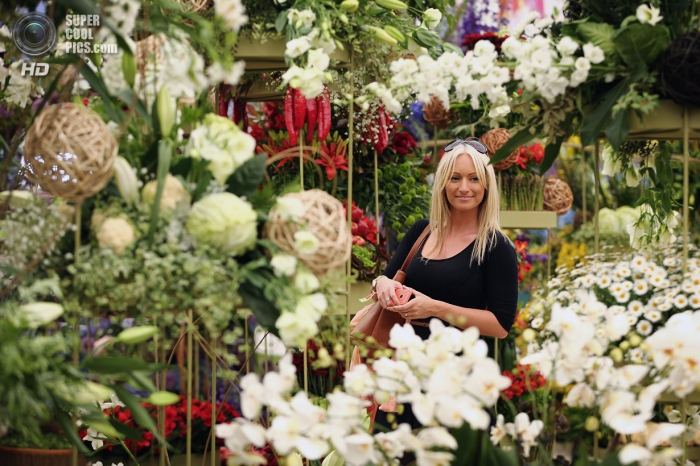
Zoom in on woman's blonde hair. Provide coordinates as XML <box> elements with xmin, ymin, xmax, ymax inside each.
<box><xmin>426</xmin><ymin>144</ymin><xmax>502</xmax><ymax>265</ymax></box>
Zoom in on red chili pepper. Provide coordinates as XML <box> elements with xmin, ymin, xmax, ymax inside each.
<box><xmin>316</xmin><ymin>85</ymin><xmax>331</xmax><ymax>141</ymax></box>
<box><xmin>375</xmin><ymin>106</ymin><xmax>389</xmax><ymax>153</ymax></box>
<box><xmin>305</xmin><ymin>97</ymin><xmax>317</xmax><ymax>143</ymax></box>
<box><xmin>218</xmin><ymin>84</ymin><xmax>227</xmax><ymax>117</ymax></box>
<box><xmin>232</xmin><ymin>98</ymin><xmax>248</xmax><ymax>132</ymax></box>
<box><xmin>284</xmin><ymin>87</ymin><xmax>299</xmax><ymax>146</ymax></box>
<box><xmin>293</xmin><ymin>88</ymin><xmax>306</xmax><ymax>132</ymax></box>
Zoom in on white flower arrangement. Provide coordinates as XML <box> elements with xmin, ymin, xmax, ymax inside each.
<box><xmin>217</xmin><ymin>320</ymin><xmax>511</xmax><ymax>465</ymax></box>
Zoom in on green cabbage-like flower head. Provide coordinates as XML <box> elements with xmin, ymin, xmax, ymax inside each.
<box><xmin>186</xmin><ymin>192</ymin><xmax>258</xmax><ymax>256</ymax></box>
<box><xmin>186</xmin><ymin>114</ymin><xmax>256</xmax><ymax>185</ymax></box>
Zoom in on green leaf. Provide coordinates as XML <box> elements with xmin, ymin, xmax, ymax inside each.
<box><xmin>76</xmin><ymin>57</ymin><xmax>123</xmax><ymax>123</ymax></box>
<box><xmin>192</xmin><ymin>170</ymin><xmax>213</xmax><ymax>202</ymax></box>
<box><xmin>127</xmin><ymin>371</ymin><xmax>158</xmax><ymax>392</ymax></box>
<box><xmin>605</xmin><ymin>107</ymin><xmax>630</xmax><ymax>151</ymax></box>
<box><xmin>539</xmin><ymin>136</ymin><xmax>565</xmax><ymax>174</ymax></box>
<box><xmin>573</xmin><ymin>444</ymin><xmax>590</xmax><ymax>466</ymax></box>
<box><xmin>108</xmin><ymin>418</ymin><xmax>143</xmax><ymax>439</ymax></box>
<box><xmin>367</xmin><ymin>8</ymin><xmax>386</xmax><ymax>16</ymax></box>
<box><xmin>613</xmin><ymin>23</ymin><xmax>671</xmax><ymax>69</ymax></box>
<box><xmin>226</xmin><ymin>154</ymin><xmax>267</xmax><ymax>199</ymax></box>
<box><xmin>442</xmin><ymin>42</ymin><xmax>464</xmax><ymax>56</ymax></box>
<box><xmin>414</xmin><ymin>29</ymin><xmax>442</xmax><ymax>48</ymax></box>
<box><xmin>116</xmin><ymin>89</ymin><xmax>152</xmax><ymax>127</ymax></box>
<box><xmin>492</xmin><ymin>130</ymin><xmax>535</xmax><ymax>165</ymax></box>
<box><xmin>147</xmin><ymin>139</ymin><xmax>174</xmax><ymax>245</ymax></box>
<box><xmin>576</xmin><ymin>22</ymin><xmax>617</xmax><ymax>58</ymax></box>
<box><xmin>82</xmin><ymin>356</ymin><xmax>154</xmax><ymax>373</ymax></box>
<box><xmin>240</xmin><ymin>281</ymin><xmax>281</xmax><ymax>333</ymax></box>
<box><xmin>112</xmin><ymin>386</ymin><xmax>171</xmax><ymax>449</ymax></box>
<box><xmin>275</xmin><ymin>10</ymin><xmax>288</xmax><ymax>33</ymax></box>
<box><xmin>600</xmin><ymin>452</ymin><xmax>623</xmax><ymax>466</ymax></box>
<box><xmin>54</xmin><ymin>407</ymin><xmax>90</xmax><ymax>454</ymax></box>
<box><xmin>580</xmin><ymin>78</ymin><xmax>630</xmax><ymax>147</ymax></box>
<box><xmin>449</xmin><ymin>422</ymin><xmax>481</xmax><ymax>465</ymax></box>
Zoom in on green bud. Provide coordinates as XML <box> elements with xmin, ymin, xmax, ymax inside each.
<box><xmin>414</xmin><ymin>206</ymin><xmax>422</xmax><ymax>214</ymax></box>
<box><xmin>375</xmin><ymin>0</ymin><xmax>409</xmax><ymax>10</ymax></box>
<box><xmin>90</xmin><ymin>419</ymin><xmax>124</xmax><ymax>439</ymax></box>
<box><xmin>157</xmin><ymin>86</ymin><xmax>174</xmax><ymax>137</ymax></box>
<box><xmin>610</xmin><ymin>347</ymin><xmax>623</xmax><ymax>363</ymax></box>
<box><xmin>147</xmin><ymin>391</ymin><xmax>181</xmax><ymax>406</ymax></box>
<box><xmin>122</xmin><ymin>52</ymin><xmax>136</xmax><ymax>89</ymax></box>
<box><xmin>629</xmin><ymin>334</ymin><xmax>642</xmax><ymax>347</ymax></box>
<box><xmin>397</xmin><ymin>233</ymin><xmax>405</xmax><ymax>241</ymax></box>
<box><xmin>339</xmin><ymin>0</ymin><xmax>359</xmax><ymax>13</ymax></box>
<box><xmin>368</xmin><ymin>26</ymin><xmax>398</xmax><ymax>46</ymax></box>
<box><xmin>339</xmin><ymin>13</ymin><xmax>349</xmax><ymax>25</ymax></box>
<box><xmin>392</xmin><ymin>221</ymin><xmax>402</xmax><ymax>230</ymax></box>
<box><xmin>584</xmin><ymin>416</ymin><xmax>600</xmax><ymax>432</ymax></box>
<box><xmin>619</xmin><ymin>341</ymin><xmax>630</xmax><ymax>351</ymax></box>
<box><xmin>117</xmin><ymin>325</ymin><xmax>159</xmax><ymax>344</ymax></box>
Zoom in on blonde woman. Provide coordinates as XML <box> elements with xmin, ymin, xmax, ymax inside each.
<box><xmin>374</xmin><ymin>137</ymin><xmax>518</xmax><ymax>339</ymax></box>
<box><xmin>372</xmin><ymin>138</ymin><xmax>518</xmax><ymax>433</ymax></box>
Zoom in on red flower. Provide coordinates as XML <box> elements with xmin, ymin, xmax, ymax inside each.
<box><xmin>248</xmin><ymin>124</ymin><xmax>266</xmax><ymax>142</ymax></box>
<box><xmin>82</xmin><ymin>98</ymin><xmax>89</xmax><ymax>106</ymax></box>
<box><xmin>392</xmin><ymin>132</ymin><xmax>417</xmax><ymax>155</ymax></box>
<box><xmin>317</xmin><ymin>138</ymin><xmax>349</xmax><ymax>181</ymax></box>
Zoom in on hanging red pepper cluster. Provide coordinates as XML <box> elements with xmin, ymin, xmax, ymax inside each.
<box><xmin>344</xmin><ymin>201</ymin><xmax>378</xmax><ymax>247</ymax></box>
<box><xmin>362</xmin><ymin>105</ymin><xmax>393</xmax><ymax>154</ymax></box>
<box><xmin>217</xmin><ymin>83</ymin><xmax>249</xmax><ymax>132</ymax></box>
<box><xmin>284</xmin><ymin>85</ymin><xmax>332</xmax><ymax>146</ymax></box>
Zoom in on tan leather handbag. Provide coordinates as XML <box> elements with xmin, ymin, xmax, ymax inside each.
<box><xmin>350</xmin><ymin>225</ymin><xmax>431</xmax><ymax>355</ymax></box>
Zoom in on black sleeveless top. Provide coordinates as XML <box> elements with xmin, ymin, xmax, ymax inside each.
<box><xmin>383</xmin><ymin>219</ymin><xmax>518</xmax><ymax>339</ymax></box>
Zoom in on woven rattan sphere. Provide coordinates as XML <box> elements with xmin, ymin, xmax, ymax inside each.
<box><xmin>176</xmin><ymin>0</ymin><xmax>211</xmax><ymax>12</ymax></box>
<box><xmin>423</xmin><ymin>95</ymin><xmax>453</xmax><ymax>130</ymax></box>
<box><xmin>24</xmin><ymin>104</ymin><xmax>117</xmax><ymax>201</ymax></box>
<box><xmin>481</xmin><ymin>128</ymin><xmax>519</xmax><ymax>171</ymax></box>
<box><xmin>543</xmin><ymin>178</ymin><xmax>573</xmax><ymax>216</ymax></box>
<box><xmin>266</xmin><ymin>189</ymin><xmax>351</xmax><ymax>277</ymax></box>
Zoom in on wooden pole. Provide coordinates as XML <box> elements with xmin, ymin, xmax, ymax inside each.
<box><xmin>594</xmin><ymin>140</ymin><xmax>600</xmax><ymax>254</ymax></box>
<box><xmin>345</xmin><ymin>49</ymin><xmax>355</xmax><ymax>369</ymax></box>
<box><xmin>683</xmin><ymin>108</ymin><xmax>690</xmax><ymax>274</ymax></box>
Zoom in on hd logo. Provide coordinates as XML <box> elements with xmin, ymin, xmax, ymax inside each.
<box><xmin>20</xmin><ymin>62</ymin><xmax>49</xmax><ymax>76</ymax></box>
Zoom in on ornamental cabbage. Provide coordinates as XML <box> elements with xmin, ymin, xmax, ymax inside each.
<box><xmin>141</xmin><ymin>174</ymin><xmax>191</xmax><ymax>211</ymax></box>
<box><xmin>186</xmin><ymin>114</ymin><xmax>256</xmax><ymax>185</ymax></box>
<box><xmin>97</xmin><ymin>217</ymin><xmax>136</xmax><ymax>255</ymax></box>
<box><xmin>186</xmin><ymin>192</ymin><xmax>258</xmax><ymax>256</ymax></box>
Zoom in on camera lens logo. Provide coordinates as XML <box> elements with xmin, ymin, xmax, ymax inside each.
<box><xmin>12</xmin><ymin>13</ymin><xmax>57</xmax><ymax>57</ymax></box>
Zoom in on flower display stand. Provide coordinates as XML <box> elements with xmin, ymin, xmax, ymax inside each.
<box><xmin>0</xmin><ymin>446</ymin><xmax>85</xmax><ymax>466</ymax></box>
<box><xmin>235</xmin><ymin>35</ymin><xmax>350</xmax><ymax>72</ymax></box>
<box><xmin>627</xmin><ymin>100</ymin><xmax>700</xmax><ymax>140</ymax></box>
<box><xmin>499</xmin><ymin>210</ymin><xmax>558</xmax><ymax>229</ymax></box>
<box><xmin>331</xmin><ymin>281</ymin><xmax>372</xmax><ymax>316</ymax></box>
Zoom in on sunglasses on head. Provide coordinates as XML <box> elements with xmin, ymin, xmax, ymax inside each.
<box><xmin>444</xmin><ymin>137</ymin><xmax>488</xmax><ymax>155</ymax></box>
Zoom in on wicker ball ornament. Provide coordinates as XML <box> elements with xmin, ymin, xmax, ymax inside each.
<box><xmin>266</xmin><ymin>190</ymin><xmax>351</xmax><ymax>277</ymax></box>
<box><xmin>543</xmin><ymin>178</ymin><xmax>574</xmax><ymax>216</ymax></box>
<box><xmin>135</xmin><ymin>34</ymin><xmax>165</xmax><ymax>73</ymax></box>
<box><xmin>661</xmin><ymin>32</ymin><xmax>700</xmax><ymax>107</ymax></box>
<box><xmin>423</xmin><ymin>95</ymin><xmax>453</xmax><ymax>129</ymax></box>
<box><xmin>481</xmin><ymin>128</ymin><xmax>519</xmax><ymax>171</ymax></box>
<box><xmin>24</xmin><ymin>104</ymin><xmax>118</xmax><ymax>202</ymax></box>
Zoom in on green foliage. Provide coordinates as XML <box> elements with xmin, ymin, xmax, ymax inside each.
<box><xmin>0</xmin><ymin>432</ymin><xmax>72</xmax><ymax>450</ymax></box>
<box><xmin>352</xmin><ymin>244</ymin><xmax>377</xmax><ymax>268</ymax></box>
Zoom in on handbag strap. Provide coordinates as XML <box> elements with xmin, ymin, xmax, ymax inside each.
<box><xmin>393</xmin><ymin>225</ymin><xmax>431</xmax><ymax>284</ymax></box>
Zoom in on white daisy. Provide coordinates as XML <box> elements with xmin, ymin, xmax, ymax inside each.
<box><xmin>627</xmin><ymin>300</ymin><xmax>644</xmax><ymax>316</ymax></box>
<box><xmin>657</xmin><ymin>301</ymin><xmax>672</xmax><ymax>312</ymax></box>
<box><xmin>636</xmin><ymin>320</ymin><xmax>653</xmax><ymax>336</ymax></box>
<box><xmin>682</xmin><ymin>280</ymin><xmax>695</xmax><ymax>294</ymax></box>
<box><xmin>609</xmin><ymin>305</ymin><xmax>625</xmax><ymax>316</ymax></box>
<box><xmin>557</xmin><ymin>291</ymin><xmax>572</xmax><ymax>301</ymax></box>
<box><xmin>548</xmin><ymin>277</ymin><xmax>562</xmax><ymax>287</ymax></box>
<box><xmin>690</xmin><ymin>274</ymin><xmax>700</xmax><ymax>288</ymax></box>
<box><xmin>614</xmin><ymin>290</ymin><xmax>630</xmax><ymax>304</ymax></box>
<box><xmin>610</xmin><ymin>283</ymin><xmax>624</xmax><ymax>294</ymax></box>
<box><xmin>650</xmin><ymin>275</ymin><xmax>665</xmax><ymax>288</ymax></box>
<box><xmin>631</xmin><ymin>256</ymin><xmax>647</xmax><ymax>271</ymax></box>
<box><xmin>582</xmin><ymin>275</ymin><xmax>595</xmax><ymax>288</ymax></box>
<box><xmin>597</xmin><ymin>276</ymin><xmax>612</xmax><ymax>288</ymax></box>
<box><xmin>673</xmin><ymin>294</ymin><xmax>689</xmax><ymax>309</ymax></box>
<box><xmin>621</xmin><ymin>281</ymin><xmax>633</xmax><ymax>291</ymax></box>
<box><xmin>644</xmin><ymin>309</ymin><xmax>662</xmax><ymax>322</ymax></box>
<box><xmin>689</xmin><ymin>294</ymin><xmax>700</xmax><ymax>309</ymax></box>
<box><xmin>633</xmin><ymin>279</ymin><xmax>649</xmax><ymax>296</ymax></box>
<box><xmin>531</xmin><ymin>317</ymin><xmax>544</xmax><ymax>329</ymax></box>
<box><xmin>629</xmin><ymin>347</ymin><xmax>644</xmax><ymax>363</ymax></box>
<box><xmin>595</xmin><ymin>326</ymin><xmax>607</xmax><ymax>340</ymax></box>
<box><xmin>663</xmin><ymin>257</ymin><xmax>679</xmax><ymax>268</ymax></box>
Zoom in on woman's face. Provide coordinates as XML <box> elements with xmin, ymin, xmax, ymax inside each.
<box><xmin>445</xmin><ymin>152</ymin><xmax>485</xmax><ymax>213</ymax></box>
